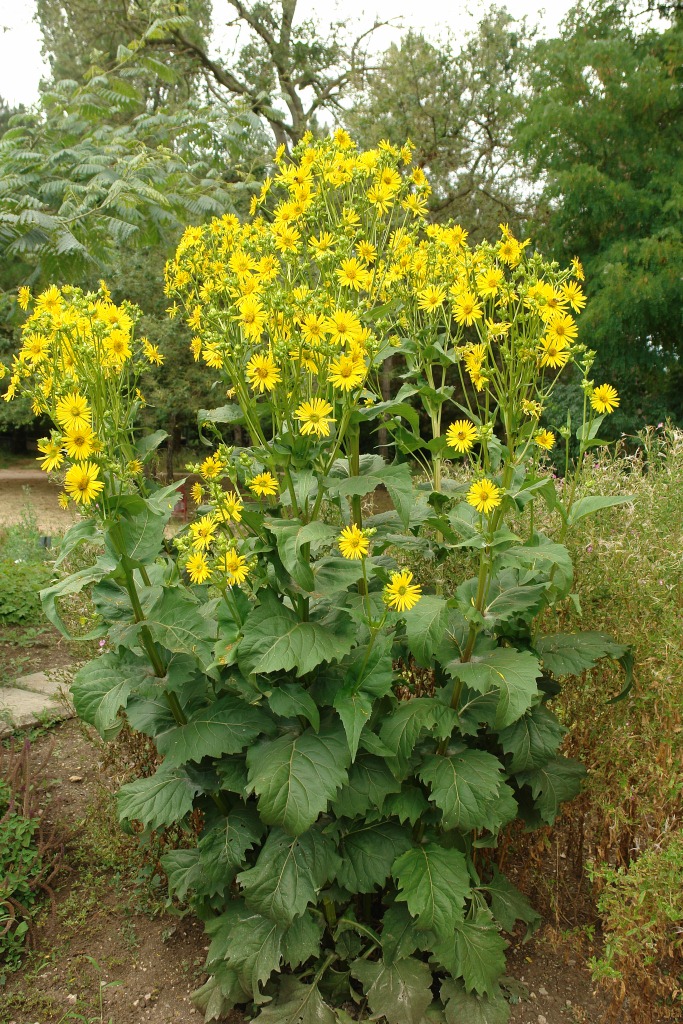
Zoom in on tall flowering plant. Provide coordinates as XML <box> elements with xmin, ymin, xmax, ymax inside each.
<box><xmin>8</xmin><ymin>132</ymin><xmax>632</xmax><ymax>1023</ymax></box>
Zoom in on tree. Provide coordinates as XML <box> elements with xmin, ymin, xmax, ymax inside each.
<box><xmin>517</xmin><ymin>1</ymin><xmax>683</xmax><ymax>428</ymax></box>
<box><xmin>345</xmin><ymin>11</ymin><xmax>535</xmax><ymax>237</ymax></box>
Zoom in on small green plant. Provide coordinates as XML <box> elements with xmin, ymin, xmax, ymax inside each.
<box><xmin>0</xmin><ymin>490</ymin><xmax>53</xmax><ymax>625</ymax></box>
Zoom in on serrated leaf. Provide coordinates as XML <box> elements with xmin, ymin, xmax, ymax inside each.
<box><xmin>534</xmin><ymin>631</ymin><xmax>629</xmax><ymax>676</ymax></box>
<box><xmin>281</xmin><ymin>913</ymin><xmax>325</xmax><ymax>969</ymax></box>
<box><xmin>498</xmin><ymin>704</ymin><xmax>566</xmax><ymax>773</ymax></box>
<box><xmin>332</xmin><ymin>754</ymin><xmax>401</xmax><ymax>818</ymax></box>
<box><xmin>351</xmin><ymin>956</ymin><xmax>434</xmax><ymax>1024</ymax></box>
<box><xmin>268</xmin><ymin>682</ymin><xmax>320</xmax><ymax>731</ymax></box>
<box><xmin>517</xmin><ymin>756</ymin><xmax>586</xmax><ymax>824</ymax></box>
<box><xmin>161</xmin><ymin>848</ymin><xmax>200</xmax><ymax>901</ymax></box>
<box><xmin>404</xmin><ymin>595</ymin><xmax>450</xmax><ymax>667</ymax></box>
<box><xmin>441</xmin><ymin>978</ymin><xmax>510</xmax><ymax>1024</ymax></box>
<box><xmin>197</xmin><ymin>805</ymin><xmax>265</xmax><ymax>895</ymax></box>
<box><xmin>432</xmin><ymin>910</ymin><xmax>507</xmax><ymax>996</ymax></box>
<box><xmin>117</xmin><ymin>764</ymin><xmax>201</xmax><ymax>829</ymax></box>
<box><xmin>251</xmin><ymin>976</ymin><xmax>336</xmax><ymax>1024</ymax></box>
<box><xmin>392</xmin><ymin>843</ymin><xmax>469</xmax><ymax>937</ymax></box>
<box><xmin>247</xmin><ymin>723</ymin><xmax>350</xmax><ymax>835</ymax></box>
<box><xmin>383</xmin><ymin>785</ymin><xmax>430</xmax><ymax>825</ymax></box>
<box><xmin>333</xmin><ymin>688</ymin><xmax>372</xmax><ymax>761</ymax></box>
<box><xmin>380</xmin><ymin>699</ymin><xmax>459</xmax><ymax>775</ymax></box>
<box><xmin>419</xmin><ymin>750</ymin><xmax>504</xmax><ymax>831</ymax></box>
<box><xmin>71</xmin><ymin>650</ymin><xmax>149</xmax><ymax>739</ymax></box>
<box><xmin>381</xmin><ymin>904</ymin><xmax>421</xmax><ymax>965</ymax></box>
<box><xmin>141</xmin><ymin>586</ymin><xmax>215</xmax><ymax>668</ymax></box>
<box><xmin>239</xmin><ymin>590</ymin><xmax>356</xmax><ymax>677</ymax></box>
<box><xmin>238</xmin><ymin>828</ymin><xmax>339</xmax><ymax>924</ymax></box>
<box><xmin>191</xmin><ymin>962</ymin><xmax>248</xmax><ymax>1022</ymax></box>
<box><xmin>448</xmin><ymin>648</ymin><xmax>542</xmax><ymax>729</ymax></box>
<box><xmin>337</xmin><ymin>822</ymin><xmax>412</xmax><ymax>893</ymax></box>
<box><xmin>156</xmin><ymin>695</ymin><xmax>272</xmax><ymax>767</ymax></box>
<box><xmin>205</xmin><ymin>903</ymin><xmax>286</xmax><ymax>999</ymax></box>
<box><xmin>484</xmin><ymin>866</ymin><xmax>540</xmax><ymax>937</ymax></box>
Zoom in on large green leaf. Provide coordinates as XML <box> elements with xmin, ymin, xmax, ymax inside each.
<box><xmin>431</xmin><ymin>910</ymin><xmax>507</xmax><ymax>996</ymax></box>
<box><xmin>140</xmin><ymin>586</ymin><xmax>215</xmax><ymax>668</ymax></box>
<box><xmin>332</xmin><ymin>754</ymin><xmax>401</xmax><ymax>818</ymax></box>
<box><xmin>567</xmin><ymin>494</ymin><xmax>633</xmax><ymax>526</ymax></box>
<box><xmin>247</xmin><ymin>723</ymin><xmax>350</xmax><ymax>835</ymax></box>
<box><xmin>281</xmin><ymin>913</ymin><xmax>325</xmax><ymax>969</ymax></box>
<box><xmin>380</xmin><ymin>699</ymin><xmax>460</xmax><ymax>775</ymax></box>
<box><xmin>441</xmin><ymin>978</ymin><xmax>510</xmax><ymax>1024</ymax></box>
<box><xmin>392</xmin><ymin>844</ymin><xmax>469</xmax><ymax>937</ymax></box>
<box><xmin>117</xmin><ymin>764</ymin><xmax>201</xmax><ymax>829</ymax></box>
<box><xmin>197</xmin><ymin>805</ymin><xmax>265</xmax><ymax>895</ymax></box>
<box><xmin>252</xmin><ymin>977</ymin><xmax>336</xmax><ymax>1024</ymax></box>
<box><xmin>268</xmin><ymin>682</ymin><xmax>320</xmax><ymax>732</ymax></box>
<box><xmin>191</xmin><ymin>962</ymin><xmax>249</xmax><ymax>1022</ymax></box>
<box><xmin>156</xmin><ymin>695</ymin><xmax>273</xmax><ymax>767</ymax></box>
<box><xmin>71</xmin><ymin>650</ymin><xmax>150</xmax><ymax>739</ymax></box>
<box><xmin>332</xmin><ymin>463</ymin><xmax>414</xmax><ymax>527</ymax></box>
<box><xmin>418</xmin><ymin>750</ymin><xmax>505</xmax><ymax>832</ymax></box>
<box><xmin>381</xmin><ymin>904</ymin><xmax>422</xmax><ymax>965</ymax></box>
<box><xmin>238</xmin><ymin>590</ymin><xmax>356</xmax><ymax>677</ymax></box>
<box><xmin>497</xmin><ymin>540</ymin><xmax>573</xmax><ymax>600</ymax></box>
<box><xmin>534</xmin><ymin>631</ymin><xmax>629</xmax><ymax>676</ymax></box>
<box><xmin>161</xmin><ymin>848</ymin><xmax>202</xmax><ymax>901</ymax></box>
<box><xmin>41</xmin><ymin>558</ymin><xmax>112</xmax><ymax>636</ymax></box>
<box><xmin>337</xmin><ymin>822</ymin><xmax>412</xmax><ymax>894</ymax></box>
<box><xmin>105</xmin><ymin>501</ymin><xmax>168</xmax><ymax>567</ymax></box>
<box><xmin>352</xmin><ymin>956</ymin><xmax>434</xmax><ymax>1024</ymax></box>
<box><xmin>205</xmin><ymin>902</ymin><xmax>286</xmax><ymax>999</ymax></box>
<box><xmin>484</xmin><ymin>866</ymin><xmax>541</xmax><ymax>937</ymax></box>
<box><xmin>448</xmin><ymin>648</ymin><xmax>542</xmax><ymax>729</ymax></box>
<box><xmin>517</xmin><ymin>756</ymin><xmax>586</xmax><ymax>824</ymax></box>
<box><xmin>498</xmin><ymin>704</ymin><xmax>566</xmax><ymax>773</ymax></box>
<box><xmin>266</xmin><ymin>519</ymin><xmax>337</xmax><ymax>592</ymax></box>
<box><xmin>405</xmin><ymin>595</ymin><xmax>450</xmax><ymax>667</ymax></box>
<box><xmin>238</xmin><ymin>828</ymin><xmax>339</xmax><ymax>924</ymax></box>
<box><xmin>333</xmin><ymin>688</ymin><xmax>373</xmax><ymax>761</ymax></box>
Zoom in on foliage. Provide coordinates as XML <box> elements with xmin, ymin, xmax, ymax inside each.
<box><xmin>517</xmin><ymin>0</ymin><xmax>683</xmax><ymax>431</ymax></box>
<box><xmin>0</xmin><ymin>494</ymin><xmax>53</xmax><ymax>624</ymax></box>
<box><xmin>7</xmin><ymin>134</ymin><xmax>630</xmax><ymax>1022</ymax></box>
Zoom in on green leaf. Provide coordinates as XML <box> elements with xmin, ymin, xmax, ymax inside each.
<box><xmin>441</xmin><ymin>978</ymin><xmax>510</xmax><ymax>1024</ymax></box>
<box><xmin>106</xmin><ymin>502</ymin><xmax>168</xmax><ymax>567</ymax></box>
<box><xmin>247</xmin><ymin>723</ymin><xmax>350</xmax><ymax>835</ymax></box>
<box><xmin>281</xmin><ymin>913</ymin><xmax>325</xmax><ymax>969</ymax></box>
<box><xmin>534</xmin><ymin>631</ymin><xmax>629</xmax><ymax>676</ymax></box>
<box><xmin>432</xmin><ymin>910</ymin><xmax>507</xmax><ymax>996</ymax></box>
<box><xmin>238</xmin><ymin>590</ymin><xmax>356</xmax><ymax>677</ymax></box>
<box><xmin>392</xmin><ymin>843</ymin><xmax>469</xmax><ymax>937</ymax></box>
<box><xmin>567</xmin><ymin>494</ymin><xmax>633</xmax><ymax>525</ymax></box>
<box><xmin>267</xmin><ymin>519</ymin><xmax>337</xmax><ymax>591</ymax></box>
<box><xmin>71</xmin><ymin>650</ymin><xmax>150</xmax><ymax>740</ymax></box>
<box><xmin>141</xmin><ymin>586</ymin><xmax>215</xmax><ymax>668</ymax></box>
<box><xmin>333</xmin><ymin>688</ymin><xmax>372</xmax><ymax>761</ymax></box>
<box><xmin>380</xmin><ymin>699</ymin><xmax>460</xmax><ymax>775</ymax></box>
<box><xmin>497</xmin><ymin>541</ymin><xmax>573</xmax><ymax>600</ymax></box>
<box><xmin>418</xmin><ymin>750</ymin><xmax>505</xmax><ymax>831</ymax></box>
<box><xmin>54</xmin><ymin>518</ymin><xmax>102</xmax><ymax>567</ymax></box>
<box><xmin>136</xmin><ymin>429</ymin><xmax>168</xmax><ymax>456</ymax></box>
<box><xmin>238</xmin><ymin>828</ymin><xmax>339</xmax><ymax>924</ymax></box>
<box><xmin>205</xmin><ymin>902</ymin><xmax>285</xmax><ymax>999</ymax></box>
<box><xmin>251</xmin><ymin>977</ymin><xmax>336</xmax><ymax>1024</ymax></box>
<box><xmin>498</xmin><ymin>705</ymin><xmax>566</xmax><ymax>773</ymax></box>
<box><xmin>337</xmin><ymin>822</ymin><xmax>412</xmax><ymax>894</ymax></box>
<box><xmin>198</xmin><ymin>806</ymin><xmax>265</xmax><ymax>894</ymax></box>
<box><xmin>41</xmin><ymin>559</ymin><xmax>112</xmax><ymax>636</ymax></box>
<box><xmin>117</xmin><ymin>764</ymin><xmax>201</xmax><ymax>830</ymax></box>
<box><xmin>484</xmin><ymin>867</ymin><xmax>540</xmax><ymax>938</ymax></box>
<box><xmin>161</xmin><ymin>848</ymin><xmax>201</xmax><ymax>901</ymax></box>
<box><xmin>351</xmin><ymin>956</ymin><xmax>434</xmax><ymax>1024</ymax></box>
<box><xmin>156</xmin><ymin>695</ymin><xmax>273</xmax><ymax>767</ymax></box>
<box><xmin>268</xmin><ymin>682</ymin><xmax>320</xmax><ymax>732</ymax></box>
<box><xmin>517</xmin><ymin>756</ymin><xmax>586</xmax><ymax>824</ymax></box>
<box><xmin>448</xmin><ymin>648</ymin><xmax>542</xmax><ymax>729</ymax></box>
<box><xmin>405</xmin><ymin>595</ymin><xmax>450</xmax><ymax>667</ymax></box>
<box><xmin>312</xmin><ymin>556</ymin><xmax>365</xmax><ymax>594</ymax></box>
<box><xmin>381</xmin><ymin>904</ymin><xmax>421</xmax><ymax>965</ymax></box>
<box><xmin>383</xmin><ymin>785</ymin><xmax>430</xmax><ymax>825</ymax></box>
<box><xmin>191</xmin><ymin>962</ymin><xmax>249</xmax><ymax>1022</ymax></box>
<box><xmin>332</xmin><ymin>754</ymin><xmax>401</xmax><ymax>818</ymax></box>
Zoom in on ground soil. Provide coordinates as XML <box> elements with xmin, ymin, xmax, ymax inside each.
<box><xmin>0</xmin><ymin>469</ymin><xmax>77</xmax><ymax>536</ymax></box>
<box><xmin>0</xmin><ymin>719</ymin><xmax>620</xmax><ymax>1024</ymax></box>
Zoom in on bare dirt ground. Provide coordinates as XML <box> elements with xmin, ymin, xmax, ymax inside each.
<box><xmin>0</xmin><ymin>469</ymin><xmax>77</xmax><ymax>536</ymax></box>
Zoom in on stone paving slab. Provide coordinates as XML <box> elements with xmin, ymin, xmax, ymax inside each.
<box><xmin>0</xmin><ymin>672</ymin><xmax>74</xmax><ymax>737</ymax></box>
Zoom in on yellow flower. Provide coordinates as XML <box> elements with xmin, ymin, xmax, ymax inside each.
<box><xmin>300</xmin><ymin>313</ymin><xmax>326</xmax><ymax>345</ymax></box>
<box><xmin>218</xmin><ymin>549</ymin><xmax>250</xmax><ymax>585</ymax></box>
<box><xmin>308</xmin><ymin>232</ymin><xmax>335</xmax><ymax>258</ymax></box>
<box><xmin>64</xmin><ymin>461</ymin><xmax>104</xmax><ymax>505</ymax></box>
<box><xmin>186</xmin><ymin>551</ymin><xmax>211</xmax><ymax>585</ymax></box>
<box><xmin>36</xmin><ymin>285</ymin><xmax>63</xmax><ymax>316</ymax></box>
<box><xmin>401</xmin><ymin>193</ymin><xmax>429</xmax><ymax>217</ymax></box>
<box><xmin>336</xmin><ymin>258</ymin><xmax>369</xmax><ymax>291</ymax></box>
<box><xmin>539</xmin><ymin>336</ymin><xmax>570</xmax><ymax>369</ymax></box>
<box><xmin>58</xmin><ymin>491</ymin><xmax>70</xmax><ymax>510</ymax></box>
<box><xmin>200</xmin><ymin>455</ymin><xmax>221</xmax><ymax>479</ymax></box>
<box><xmin>328</xmin><ymin>353</ymin><xmax>365</xmax><ymax>392</ymax></box>
<box><xmin>546</xmin><ymin>312</ymin><xmax>577</xmax><ymax>345</ymax></box>
<box><xmin>190</xmin><ymin>482</ymin><xmax>204</xmax><ymax>505</ymax></box>
<box><xmin>37</xmin><ymin>437</ymin><xmax>64</xmax><ymax>473</ymax></box>
<box><xmin>220</xmin><ymin>492</ymin><xmax>243</xmax><ymax>522</ymax></box>
<box><xmin>295</xmin><ymin>398</ymin><xmax>335</xmax><ymax>437</ymax></box>
<box><xmin>104</xmin><ymin>329</ymin><xmax>132</xmax><ymax>366</ymax></box>
<box><xmin>142</xmin><ymin>338</ymin><xmax>164</xmax><ymax>365</ymax></box>
<box><xmin>467</xmin><ymin>478</ymin><xmax>502</xmax><ymax>515</ymax></box>
<box><xmin>571</xmin><ymin>256</ymin><xmax>585</xmax><ymax>281</ymax></box>
<box><xmin>17</xmin><ymin>286</ymin><xmax>30</xmax><ymax>310</ymax></box>
<box><xmin>236</xmin><ymin>297</ymin><xmax>268</xmax><ymax>341</ymax></box>
<box><xmin>246</xmin><ymin>352</ymin><xmax>282</xmax><ymax>393</ymax></box>
<box><xmin>446</xmin><ymin>420</ymin><xmax>478</xmax><ymax>454</ymax></box>
<box><xmin>324</xmin><ymin>309</ymin><xmax>363</xmax><ymax>347</ymax></box>
<box><xmin>63</xmin><ymin>425</ymin><xmax>97</xmax><ymax>461</ymax></box>
<box><xmin>417</xmin><ymin>285</ymin><xmax>446</xmax><ymax>313</ymax></box>
<box><xmin>561</xmin><ymin>280</ymin><xmax>586</xmax><ymax>313</ymax></box>
<box><xmin>453</xmin><ymin>291</ymin><xmax>484</xmax><ymax>327</ymax></box>
<box><xmin>476</xmin><ymin>267</ymin><xmax>504</xmax><ymax>298</ymax></box>
<box><xmin>338</xmin><ymin>524</ymin><xmax>369</xmax><ymax>560</ymax></box>
<box><xmin>249</xmin><ymin>472</ymin><xmax>279</xmax><ymax>498</ymax></box>
<box><xmin>190</xmin><ymin>514</ymin><xmax>218</xmax><ymax>551</ymax></box>
<box><xmin>367</xmin><ymin>182</ymin><xmax>395</xmax><ymax>214</ymax></box>
<box><xmin>384</xmin><ymin>570</ymin><xmax>422</xmax><ymax>613</ymax></box>
<box><xmin>534</xmin><ymin>429</ymin><xmax>556</xmax><ymax>451</ymax></box>
<box><xmin>22</xmin><ymin>333</ymin><xmax>50</xmax><ymax>364</ymax></box>
<box><xmin>128</xmin><ymin>458</ymin><xmax>144</xmax><ymax>475</ymax></box>
<box><xmin>356</xmin><ymin>240</ymin><xmax>376</xmax><ymax>264</ymax></box>
<box><xmin>55</xmin><ymin>392</ymin><xmax>91</xmax><ymax>432</ymax></box>
<box><xmin>590</xmin><ymin>383</ymin><xmax>619</xmax><ymax>415</ymax></box>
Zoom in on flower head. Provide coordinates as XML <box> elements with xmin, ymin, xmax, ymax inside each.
<box><xmin>384</xmin><ymin>570</ymin><xmax>422</xmax><ymax>613</ymax></box>
<box><xmin>219</xmin><ymin>549</ymin><xmax>250</xmax><ymax>585</ymax></box>
<box><xmin>338</xmin><ymin>524</ymin><xmax>370</xmax><ymax>560</ymax></box>
<box><xmin>295</xmin><ymin>399</ymin><xmax>335</xmax><ymax>437</ymax></box>
<box><xmin>466</xmin><ymin>478</ymin><xmax>502</xmax><ymax>515</ymax></box>
<box><xmin>591</xmin><ymin>383</ymin><xmax>619</xmax><ymax>414</ymax></box>
<box><xmin>64</xmin><ymin>461</ymin><xmax>104</xmax><ymax>505</ymax></box>
<box><xmin>186</xmin><ymin>551</ymin><xmax>210</xmax><ymax>584</ymax></box>
<box><xmin>63</xmin><ymin>425</ymin><xmax>97</xmax><ymax>461</ymax></box>
<box><xmin>55</xmin><ymin>392</ymin><xmax>91</xmax><ymax>432</ymax></box>
<box><xmin>249</xmin><ymin>472</ymin><xmax>278</xmax><ymax>498</ymax></box>
<box><xmin>247</xmin><ymin>352</ymin><xmax>281</xmax><ymax>393</ymax></box>
<box><xmin>328</xmin><ymin>354</ymin><xmax>365</xmax><ymax>392</ymax></box>
<box><xmin>37</xmin><ymin>437</ymin><xmax>64</xmax><ymax>473</ymax></box>
<box><xmin>446</xmin><ymin>419</ymin><xmax>477</xmax><ymax>454</ymax></box>
<box><xmin>534</xmin><ymin>429</ymin><xmax>556</xmax><ymax>451</ymax></box>
<box><xmin>190</xmin><ymin>514</ymin><xmax>218</xmax><ymax>550</ymax></box>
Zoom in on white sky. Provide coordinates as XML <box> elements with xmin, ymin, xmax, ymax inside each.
<box><xmin>0</xmin><ymin>0</ymin><xmax>576</xmax><ymax>108</ymax></box>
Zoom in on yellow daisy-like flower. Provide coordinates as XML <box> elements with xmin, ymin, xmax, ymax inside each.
<box><xmin>571</xmin><ymin>256</ymin><xmax>585</xmax><ymax>281</ymax></box>
<box><xmin>338</xmin><ymin>524</ymin><xmax>370</xmax><ymax>560</ymax></box>
<box><xmin>249</xmin><ymin>472</ymin><xmax>279</xmax><ymax>498</ymax></box>
<box><xmin>561</xmin><ymin>280</ymin><xmax>586</xmax><ymax>313</ymax></box>
<box><xmin>62</xmin><ymin>425</ymin><xmax>97</xmax><ymax>461</ymax></box>
<box><xmin>186</xmin><ymin>551</ymin><xmax>211</xmax><ymax>585</ymax></box>
<box><xmin>128</xmin><ymin>458</ymin><xmax>144</xmax><ymax>476</ymax></box>
<box><xmin>55</xmin><ymin>392</ymin><xmax>91</xmax><ymax>432</ymax></box>
<box><xmin>328</xmin><ymin>353</ymin><xmax>365</xmax><ymax>392</ymax></box>
<box><xmin>367</xmin><ymin>182</ymin><xmax>395</xmax><ymax>215</ymax></box>
<box><xmin>200</xmin><ymin>455</ymin><xmax>221</xmax><ymax>480</ymax></box>
<box><xmin>300</xmin><ymin>313</ymin><xmax>326</xmax><ymax>345</ymax></box>
<box><xmin>476</xmin><ymin>267</ymin><xmax>504</xmax><ymax>299</ymax></box>
<box><xmin>37</xmin><ymin>437</ymin><xmax>64</xmax><ymax>473</ymax></box>
<box><xmin>295</xmin><ymin>398</ymin><xmax>335</xmax><ymax>437</ymax></box>
<box><xmin>467</xmin><ymin>478</ymin><xmax>503</xmax><ymax>515</ymax></box>
<box><xmin>446</xmin><ymin>419</ymin><xmax>478</xmax><ymax>454</ymax></box>
<box><xmin>219</xmin><ymin>549</ymin><xmax>250</xmax><ymax>585</ymax></box>
<box><xmin>308</xmin><ymin>232</ymin><xmax>335</xmax><ymax>258</ymax></box>
<box><xmin>546</xmin><ymin>312</ymin><xmax>578</xmax><ymax>345</ymax></box>
<box><xmin>17</xmin><ymin>286</ymin><xmax>30</xmax><ymax>311</ymax></box>
<box><xmin>64</xmin><ymin>461</ymin><xmax>104</xmax><ymax>505</ymax></box>
<box><xmin>590</xmin><ymin>383</ymin><xmax>620</xmax><ymax>414</ymax></box>
<box><xmin>142</xmin><ymin>338</ymin><xmax>164</xmax><ymax>365</ymax></box>
<box><xmin>220</xmin><ymin>492</ymin><xmax>243</xmax><ymax>522</ymax></box>
<box><xmin>247</xmin><ymin>352</ymin><xmax>282</xmax><ymax>393</ymax></box>
<box><xmin>36</xmin><ymin>284</ymin><xmax>63</xmax><ymax>316</ymax></box>
<box><xmin>58</xmin><ymin>491</ymin><xmax>70</xmax><ymax>510</ymax></box>
<box><xmin>190</xmin><ymin>514</ymin><xmax>218</xmax><ymax>551</ymax></box>
<box><xmin>336</xmin><ymin>258</ymin><xmax>369</xmax><ymax>291</ymax></box>
<box><xmin>190</xmin><ymin>482</ymin><xmax>204</xmax><ymax>505</ymax></box>
<box><xmin>356</xmin><ymin>240</ymin><xmax>376</xmax><ymax>264</ymax></box>
<box><xmin>384</xmin><ymin>570</ymin><xmax>422</xmax><ymax>613</ymax></box>
<box><xmin>23</xmin><ymin>333</ymin><xmax>50</xmax><ymax>364</ymax></box>
<box><xmin>539</xmin><ymin>336</ymin><xmax>570</xmax><ymax>369</ymax></box>
<box><xmin>534</xmin><ymin>429</ymin><xmax>556</xmax><ymax>451</ymax></box>
<box><xmin>104</xmin><ymin>329</ymin><xmax>132</xmax><ymax>366</ymax></box>
<box><xmin>417</xmin><ymin>285</ymin><xmax>446</xmax><ymax>313</ymax></box>
<box><xmin>236</xmin><ymin>297</ymin><xmax>268</xmax><ymax>341</ymax></box>
<box><xmin>453</xmin><ymin>291</ymin><xmax>484</xmax><ymax>327</ymax></box>
<box><xmin>324</xmin><ymin>309</ymin><xmax>363</xmax><ymax>347</ymax></box>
